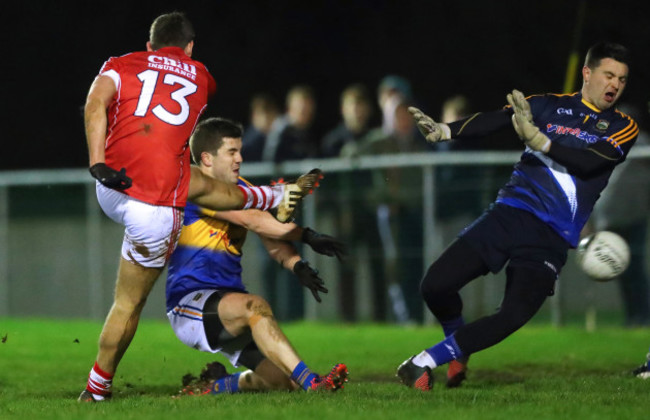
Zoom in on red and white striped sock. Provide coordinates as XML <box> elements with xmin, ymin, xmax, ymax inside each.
<box><xmin>238</xmin><ymin>185</ymin><xmax>284</xmax><ymax>210</ymax></box>
<box><xmin>86</xmin><ymin>362</ymin><xmax>113</xmax><ymax>400</ymax></box>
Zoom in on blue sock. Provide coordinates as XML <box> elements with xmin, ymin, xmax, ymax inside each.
<box><xmin>211</xmin><ymin>372</ymin><xmax>241</xmax><ymax>394</ymax></box>
<box><xmin>425</xmin><ymin>335</ymin><xmax>464</xmax><ymax>366</ymax></box>
<box><xmin>291</xmin><ymin>361</ymin><xmax>318</xmax><ymax>391</ymax></box>
<box><xmin>440</xmin><ymin>316</ymin><xmax>465</xmax><ymax>337</ymax></box>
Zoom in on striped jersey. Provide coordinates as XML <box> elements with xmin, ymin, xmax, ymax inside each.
<box><xmin>166</xmin><ymin>177</ymin><xmax>251</xmax><ymax>310</ymax></box>
<box><xmin>496</xmin><ymin>92</ymin><xmax>638</xmax><ymax>246</ymax></box>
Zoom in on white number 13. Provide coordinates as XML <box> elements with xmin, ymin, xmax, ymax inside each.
<box><xmin>134</xmin><ymin>70</ymin><xmax>198</xmax><ymax>126</ymax></box>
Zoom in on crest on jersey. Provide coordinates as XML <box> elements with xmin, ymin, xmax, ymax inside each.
<box><xmin>596</xmin><ymin>119</ymin><xmax>609</xmax><ymax>131</ymax></box>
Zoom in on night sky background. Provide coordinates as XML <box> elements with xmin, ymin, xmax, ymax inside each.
<box><xmin>4</xmin><ymin>0</ymin><xmax>650</xmax><ymax>170</ymax></box>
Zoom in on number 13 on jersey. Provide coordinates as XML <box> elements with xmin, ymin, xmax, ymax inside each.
<box><xmin>134</xmin><ymin>69</ymin><xmax>198</xmax><ymax>126</ymax></box>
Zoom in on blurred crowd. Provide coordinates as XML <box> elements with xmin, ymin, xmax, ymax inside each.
<box><xmin>233</xmin><ymin>75</ymin><xmax>519</xmax><ymax>324</ymax></box>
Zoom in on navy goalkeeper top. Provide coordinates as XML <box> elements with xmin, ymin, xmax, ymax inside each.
<box><xmin>449</xmin><ymin>92</ymin><xmax>638</xmax><ymax>247</ymax></box>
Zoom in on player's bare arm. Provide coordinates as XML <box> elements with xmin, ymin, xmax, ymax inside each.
<box><xmin>259</xmin><ymin>235</ymin><xmax>328</xmax><ymax>303</ymax></box>
<box><xmin>84</xmin><ymin>75</ymin><xmax>116</xmax><ymax>166</ymax></box>
<box><xmin>214</xmin><ymin>209</ymin><xmax>302</xmax><ymax>241</ymax></box>
<box><xmin>187</xmin><ymin>165</ymin><xmax>245</xmax><ymax>210</ymax></box>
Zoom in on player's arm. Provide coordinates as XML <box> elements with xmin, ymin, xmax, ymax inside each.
<box><xmin>84</xmin><ymin>75</ymin><xmax>132</xmax><ymax>190</ymax></box>
<box><xmin>84</xmin><ymin>75</ymin><xmax>115</xmax><ymax>166</ymax></box>
<box><xmin>409</xmin><ymin>106</ymin><xmax>511</xmax><ymax>143</ymax></box>
<box><xmin>213</xmin><ymin>208</ymin><xmax>302</xmax><ymax>240</ymax></box>
<box><xmin>259</xmin><ymin>236</ymin><xmax>328</xmax><ymax>302</ymax></box>
<box><xmin>547</xmin><ymin>139</ymin><xmax>635</xmax><ymax>177</ymax></box>
<box><xmin>215</xmin><ymin>209</ymin><xmax>345</xmax><ymax>259</ymax></box>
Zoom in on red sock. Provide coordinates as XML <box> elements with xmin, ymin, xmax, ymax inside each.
<box><xmin>86</xmin><ymin>362</ymin><xmax>114</xmax><ymax>399</ymax></box>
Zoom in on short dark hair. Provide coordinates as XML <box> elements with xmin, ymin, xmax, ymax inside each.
<box><xmin>149</xmin><ymin>12</ymin><xmax>195</xmax><ymax>50</ymax></box>
<box><xmin>190</xmin><ymin>118</ymin><xmax>243</xmax><ymax>163</ymax></box>
<box><xmin>584</xmin><ymin>42</ymin><xmax>630</xmax><ymax>69</ymax></box>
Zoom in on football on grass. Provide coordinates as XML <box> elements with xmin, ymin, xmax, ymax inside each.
<box><xmin>576</xmin><ymin>231</ymin><xmax>630</xmax><ymax>281</ymax></box>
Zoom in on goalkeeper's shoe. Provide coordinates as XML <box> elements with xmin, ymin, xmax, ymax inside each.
<box><xmin>632</xmin><ymin>353</ymin><xmax>650</xmax><ymax>379</ymax></box>
<box><xmin>309</xmin><ymin>363</ymin><xmax>349</xmax><ymax>391</ymax></box>
<box><xmin>397</xmin><ymin>356</ymin><xmax>433</xmax><ymax>391</ymax></box>
<box><xmin>78</xmin><ymin>389</ymin><xmax>111</xmax><ymax>402</ymax></box>
<box><xmin>273</xmin><ymin>169</ymin><xmax>323</xmax><ymax>223</ymax></box>
<box><xmin>446</xmin><ymin>357</ymin><xmax>469</xmax><ymax>388</ymax></box>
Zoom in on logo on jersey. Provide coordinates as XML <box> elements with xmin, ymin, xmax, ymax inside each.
<box><xmin>546</xmin><ymin>124</ymin><xmax>600</xmax><ymax>143</ymax></box>
<box><xmin>147</xmin><ymin>55</ymin><xmax>197</xmax><ymax>80</ymax></box>
<box><xmin>595</xmin><ymin>119</ymin><xmax>610</xmax><ymax>131</ymax></box>
<box><xmin>557</xmin><ymin>108</ymin><xmax>573</xmax><ymax>115</ymax></box>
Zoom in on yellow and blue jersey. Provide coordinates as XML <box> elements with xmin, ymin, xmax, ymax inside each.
<box><xmin>166</xmin><ymin>177</ymin><xmax>252</xmax><ymax>310</ymax></box>
<box><xmin>496</xmin><ymin>92</ymin><xmax>638</xmax><ymax>247</ymax></box>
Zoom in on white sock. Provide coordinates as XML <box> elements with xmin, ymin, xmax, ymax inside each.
<box><xmin>412</xmin><ymin>351</ymin><xmax>437</xmax><ymax>369</ymax></box>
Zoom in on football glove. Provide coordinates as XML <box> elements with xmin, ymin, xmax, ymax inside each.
<box><xmin>293</xmin><ymin>260</ymin><xmax>328</xmax><ymax>303</ymax></box>
<box><xmin>506</xmin><ymin>90</ymin><xmax>551</xmax><ymax>153</ymax></box>
<box><xmin>302</xmin><ymin>227</ymin><xmax>346</xmax><ymax>260</ymax></box>
<box><xmin>89</xmin><ymin>163</ymin><xmax>132</xmax><ymax>190</ymax></box>
<box><xmin>408</xmin><ymin>107</ymin><xmax>451</xmax><ymax>143</ymax></box>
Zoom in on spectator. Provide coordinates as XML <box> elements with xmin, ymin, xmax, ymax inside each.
<box><xmin>241</xmin><ymin>93</ymin><xmax>280</xmax><ymax>162</ymax></box>
<box><xmin>321</xmin><ymin>83</ymin><xmax>373</xmax><ymax>157</ymax></box>
<box><xmin>262</xmin><ymin>85</ymin><xmax>319</xmax><ymax>162</ymax></box>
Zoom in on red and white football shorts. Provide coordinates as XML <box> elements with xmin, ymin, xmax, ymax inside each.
<box><xmin>96</xmin><ymin>182</ymin><xmax>183</xmax><ymax>268</ymax></box>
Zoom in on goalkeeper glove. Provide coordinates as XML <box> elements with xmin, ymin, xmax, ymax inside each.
<box><xmin>506</xmin><ymin>90</ymin><xmax>551</xmax><ymax>153</ymax></box>
<box><xmin>293</xmin><ymin>260</ymin><xmax>328</xmax><ymax>303</ymax></box>
<box><xmin>408</xmin><ymin>107</ymin><xmax>451</xmax><ymax>143</ymax></box>
<box><xmin>301</xmin><ymin>227</ymin><xmax>346</xmax><ymax>260</ymax></box>
<box><xmin>89</xmin><ymin>163</ymin><xmax>132</xmax><ymax>190</ymax></box>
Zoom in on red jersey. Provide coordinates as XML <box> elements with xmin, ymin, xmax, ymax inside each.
<box><xmin>98</xmin><ymin>46</ymin><xmax>217</xmax><ymax>207</ymax></box>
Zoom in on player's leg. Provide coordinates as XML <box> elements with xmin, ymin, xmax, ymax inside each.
<box><xmin>397</xmin><ymin>238</ymin><xmax>488</xmax><ymax>390</ymax></box>
<box><xmin>454</xmin><ymin>265</ymin><xmax>555</xmax><ymax>353</ymax></box>
<box><xmin>97</xmin><ymin>260</ymin><xmax>161</xmax><ymax>371</ymax></box>
<box><xmin>214</xmin><ymin>292</ymin><xmax>347</xmax><ymax>391</ymax></box>
<box><xmin>80</xmin><ymin>188</ymin><xmax>181</xmax><ymax>402</ymax></box>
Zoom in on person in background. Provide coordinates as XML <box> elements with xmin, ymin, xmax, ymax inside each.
<box><xmin>262</xmin><ymin>85</ymin><xmax>319</xmax><ymax>162</ymax></box>
<box><xmin>241</xmin><ymin>93</ymin><xmax>280</xmax><ymax>162</ymax></box>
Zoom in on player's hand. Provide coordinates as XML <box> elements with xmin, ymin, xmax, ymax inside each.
<box><xmin>507</xmin><ymin>90</ymin><xmax>551</xmax><ymax>153</ymax></box>
<box><xmin>408</xmin><ymin>106</ymin><xmax>451</xmax><ymax>143</ymax></box>
<box><xmin>293</xmin><ymin>260</ymin><xmax>328</xmax><ymax>303</ymax></box>
<box><xmin>89</xmin><ymin>163</ymin><xmax>132</xmax><ymax>190</ymax></box>
<box><xmin>302</xmin><ymin>227</ymin><xmax>346</xmax><ymax>260</ymax></box>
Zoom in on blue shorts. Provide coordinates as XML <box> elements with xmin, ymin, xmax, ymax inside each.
<box><xmin>459</xmin><ymin>203</ymin><xmax>569</xmax><ymax>277</ymax></box>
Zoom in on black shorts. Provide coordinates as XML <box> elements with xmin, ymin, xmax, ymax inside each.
<box><xmin>459</xmin><ymin>203</ymin><xmax>569</xmax><ymax>276</ymax></box>
<box><xmin>203</xmin><ymin>290</ymin><xmax>265</xmax><ymax>370</ymax></box>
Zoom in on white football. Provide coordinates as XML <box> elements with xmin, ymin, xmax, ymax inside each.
<box><xmin>576</xmin><ymin>231</ymin><xmax>630</xmax><ymax>281</ymax></box>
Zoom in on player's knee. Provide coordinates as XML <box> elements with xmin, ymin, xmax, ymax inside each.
<box><xmin>245</xmin><ymin>295</ymin><xmax>274</xmax><ymax>323</ymax></box>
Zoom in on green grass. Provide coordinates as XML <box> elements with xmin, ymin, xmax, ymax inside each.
<box><xmin>1</xmin><ymin>318</ymin><xmax>649</xmax><ymax>419</ymax></box>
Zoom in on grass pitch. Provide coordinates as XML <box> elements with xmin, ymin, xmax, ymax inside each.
<box><xmin>0</xmin><ymin>318</ymin><xmax>649</xmax><ymax>419</ymax></box>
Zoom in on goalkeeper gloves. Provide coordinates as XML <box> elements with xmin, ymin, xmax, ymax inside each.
<box><xmin>506</xmin><ymin>90</ymin><xmax>551</xmax><ymax>153</ymax></box>
<box><xmin>89</xmin><ymin>163</ymin><xmax>132</xmax><ymax>190</ymax></box>
<box><xmin>293</xmin><ymin>260</ymin><xmax>328</xmax><ymax>303</ymax></box>
<box><xmin>301</xmin><ymin>227</ymin><xmax>346</xmax><ymax>260</ymax></box>
<box><xmin>408</xmin><ymin>107</ymin><xmax>451</xmax><ymax>143</ymax></box>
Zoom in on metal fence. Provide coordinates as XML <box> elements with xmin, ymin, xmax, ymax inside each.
<box><xmin>2</xmin><ymin>148</ymin><xmax>649</xmax><ymax>325</ymax></box>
